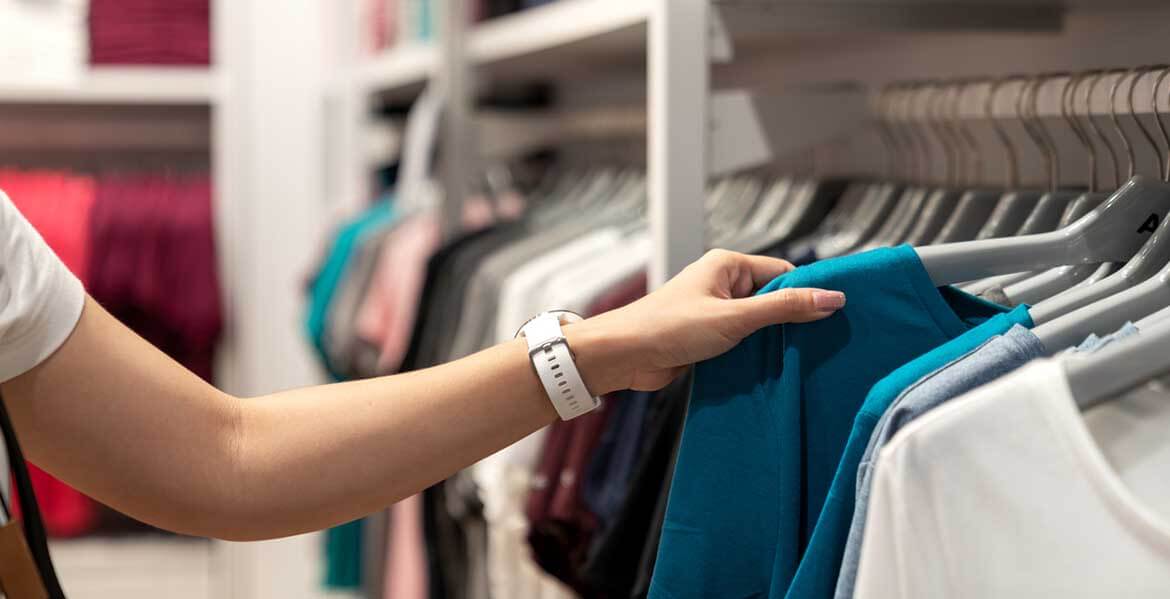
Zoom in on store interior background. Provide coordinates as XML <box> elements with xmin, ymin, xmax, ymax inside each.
<box><xmin>9</xmin><ymin>0</ymin><xmax>1170</xmax><ymax>598</ymax></box>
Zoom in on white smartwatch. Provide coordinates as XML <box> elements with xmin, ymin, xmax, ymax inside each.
<box><xmin>516</xmin><ymin>310</ymin><xmax>602</xmax><ymax>421</ymax></box>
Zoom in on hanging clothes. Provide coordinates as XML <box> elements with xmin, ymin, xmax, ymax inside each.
<box><xmin>786</xmin><ymin>304</ymin><xmax>1033</xmax><ymax>599</ymax></box>
<box><xmin>854</xmin><ymin>357</ymin><xmax>1170</xmax><ymax>598</ymax></box>
<box><xmin>650</xmin><ymin>245</ymin><xmax>1016</xmax><ymax>599</ymax></box>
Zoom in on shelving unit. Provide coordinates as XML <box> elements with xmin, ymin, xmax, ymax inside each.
<box><xmin>0</xmin><ymin>67</ymin><xmax>219</xmax><ymax>105</ymax></box>
<box><xmin>356</xmin><ymin>0</ymin><xmax>649</xmax><ymax>99</ymax></box>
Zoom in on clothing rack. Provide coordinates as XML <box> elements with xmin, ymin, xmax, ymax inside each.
<box><xmin>320</xmin><ymin>3</ymin><xmax>1170</xmax><ymax>599</ymax></box>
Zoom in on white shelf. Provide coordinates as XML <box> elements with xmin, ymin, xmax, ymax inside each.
<box><xmin>470</xmin><ymin>0</ymin><xmax>649</xmax><ymax>65</ymax></box>
<box><xmin>0</xmin><ymin>67</ymin><xmax>219</xmax><ymax>105</ymax></box>
<box><xmin>357</xmin><ymin>0</ymin><xmax>650</xmax><ymax>97</ymax></box>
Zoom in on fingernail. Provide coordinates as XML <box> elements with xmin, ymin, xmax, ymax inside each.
<box><xmin>813</xmin><ymin>291</ymin><xmax>846</xmax><ymax>311</ymax></box>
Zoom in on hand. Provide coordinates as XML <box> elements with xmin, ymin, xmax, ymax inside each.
<box><xmin>567</xmin><ymin>249</ymin><xmax>846</xmax><ymax>394</ymax></box>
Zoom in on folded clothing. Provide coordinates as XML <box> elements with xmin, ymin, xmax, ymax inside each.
<box><xmin>89</xmin><ymin>0</ymin><xmax>210</xmax><ymax>65</ymax></box>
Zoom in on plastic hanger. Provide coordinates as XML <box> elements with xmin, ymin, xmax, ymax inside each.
<box><xmin>916</xmin><ymin>174</ymin><xmax>1170</xmax><ymax>286</ymax></box>
<box><xmin>865</xmin><ymin>83</ymin><xmax>937</xmax><ymax>248</ymax></box>
<box><xmin>1027</xmin><ymin>65</ymin><xmax>1170</xmax><ymax>323</ymax></box>
<box><xmin>1064</xmin><ymin>309</ymin><xmax>1170</xmax><ymax>411</ymax></box>
<box><xmin>1013</xmin><ymin>73</ymin><xmax>1083</xmax><ymax>236</ymax></box>
<box><xmin>918</xmin><ymin>66</ymin><xmax>1170</xmax><ymax>287</ymax></box>
<box><xmin>973</xmin><ymin>76</ymin><xmax>1048</xmax><ymax>240</ymax></box>
<box><xmin>816</xmin><ymin>182</ymin><xmax>901</xmax><ymax>257</ymax></box>
<box><xmin>1136</xmin><ymin>302</ymin><xmax>1170</xmax><ymax>329</ymax></box>
<box><xmin>905</xmin><ymin>81</ymin><xmax>965</xmax><ymax>245</ymax></box>
<box><xmin>807</xmin><ymin>87</ymin><xmax>911</xmax><ymax>256</ymax></box>
<box><xmin>931</xmin><ymin>78</ymin><xmax>1021</xmax><ymax>244</ymax></box>
<box><xmin>1003</xmin><ymin>71</ymin><xmax>1120</xmax><ymax>304</ymax></box>
<box><xmin>760</xmin><ymin>178</ymin><xmax>847</xmax><ymax>250</ymax></box>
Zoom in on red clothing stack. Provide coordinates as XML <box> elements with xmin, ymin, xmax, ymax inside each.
<box><xmin>0</xmin><ymin>169</ymin><xmax>223</xmax><ymax>537</ymax></box>
<box><xmin>0</xmin><ymin>170</ymin><xmax>101</xmax><ymax>538</ymax></box>
<box><xmin>89</xmin><ymin>0</ymin><xmax>211</xmax><ymax>65</ymax></box>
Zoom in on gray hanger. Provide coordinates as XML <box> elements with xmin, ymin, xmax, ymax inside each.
<box><xmin>1064</xmin><ymin>310</ymin><xmax>1170</xmax><ymax>411</ymax></box>
<box><xmin>817</xmin><ymin>182</ymin><xmax>902</xmax><ymax>257</ymax></box>
<box><xmin>1003</xmin><ymin>72</ymin><xmax>1116</xmax><ymax>304</ymax></box>
<box><xmin>795</xmin><ymin>90</ymin><xmax>900</xmax><ymax>257</ymax></box>
<box><xmin>975</xmin><ymin>76</ymin><xmax>1047</xmax><ymax>240</ymax></box>
<box><xmin>931</xmin><ymin>78</ymin><xmax>1020</xmax><ymax>244</ymax></box>
<box><xmin>1030</xmin><ymin>210</ymin><xmax>1170</xmax><ymax>353</ymax></box>
<box><xmin>865</xmin><ymin>83</ymin><xmax>934</xmax><ymax>248</ymax></box>
<box><xmin>905</xmin><ymin>81</ymin><xmax>965</xmax><ymax>245</ymax></box>
<box><xmin>1014</xmin><ymin>74</ymin><xmax>1083</xmax><ymax>236</ymax></box>
<box><xmin>1136</xmin><ymin>303</ymin><xmax>1170</xmax><ymax>329</ymax></box>
<box><xmin>1026</xmin><ymin>66</ymin><xmax>1170</xmax><ymax>322</ymax></box>
<box><xmin>917</xmin><ymin>174</ymin><xmax>1170</xmax><ymax>286</ymax></box>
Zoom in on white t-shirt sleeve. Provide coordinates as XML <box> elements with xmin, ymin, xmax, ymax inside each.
<box><xmin>0</xmin><ymin>189</ymin><xmax>85</xmax><ymax>383</ymax></box>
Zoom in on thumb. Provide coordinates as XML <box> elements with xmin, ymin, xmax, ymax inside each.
<box><xmin>735</xmin><ymin>287</ymin><xmax>846</xmax><ymax>329</ymax></box>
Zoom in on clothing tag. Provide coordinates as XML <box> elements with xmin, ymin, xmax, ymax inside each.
<box><xmin>0</xmin><ymin>520</ymin><xmax>48</xmax><ymax>599</ymax></box>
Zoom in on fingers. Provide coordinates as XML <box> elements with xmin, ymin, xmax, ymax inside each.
<box><xmin>733</xmin><ymin>253</ymin><xmax>797</xmax><ymax>291</ymax></box>
<box><xmin>700</xmin><ymin>249</ymin><xmax>796</xmax><ymax>297</ymax></box>
<box><xmin>736</xmin><ymin>287</ymin><xmax>846</xmax><ymax>329</ymax></box>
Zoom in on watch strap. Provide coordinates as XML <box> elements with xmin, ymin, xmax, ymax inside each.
<box><xmin>521</xmin><ymin>314</ymin><xmax>600</xmax><ymax>420</ymax></box>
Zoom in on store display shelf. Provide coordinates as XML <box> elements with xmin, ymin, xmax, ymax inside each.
<box><xmin>358</xmin><ymin>0</ymin><xmax>650</xmax><ymax>98</ymax></box>
<box><xmin>0</xmin><ymin>67</ymin><xmax>219</xmax><ymax>105</ymax></box>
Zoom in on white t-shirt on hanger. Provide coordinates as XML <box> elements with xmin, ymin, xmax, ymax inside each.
<box><xmin>855</xmin><ymin>358</ymin><xmax>1170</xmax><ymax>599</ymax></box>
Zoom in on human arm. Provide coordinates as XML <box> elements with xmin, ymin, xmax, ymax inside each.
<box><xmin>2</xmin><ymin>250</ymin><xmax>844</xmax><ymax>541</ymax></box>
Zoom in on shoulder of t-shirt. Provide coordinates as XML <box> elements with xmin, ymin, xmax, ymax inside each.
<box><xmin>877</xmin><ymin>358</ymin><xmax>1058</xmax><ymax>460</ymax></box>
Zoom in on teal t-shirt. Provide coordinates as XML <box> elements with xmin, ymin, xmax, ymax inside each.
<box><xmin>783</xmin><ymin>303</ymin><xmax>1032</xmax><ymax>599</ymax></box>
<box><xmin>648</xmin><ymin>245</ymin><xmax>1013</xmax><ymax>599</ymax></box>
<box><xmin>305</xmin><ymin>200</ymin><xmax>396</xmax><ymax>380</ymax></box>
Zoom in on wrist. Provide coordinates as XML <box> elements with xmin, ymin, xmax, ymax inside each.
<box><xmin>562</xmin><ymin>319</ymin><xmax>637</xmax><ymax>396</ymax></box>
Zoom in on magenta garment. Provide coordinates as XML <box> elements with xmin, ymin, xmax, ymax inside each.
<box><xmin>87</xmin><ymin>173</ymin><xmax>222</xmax><ymax>382</ymax></box>
<box><xmin>89</xmin><ymin>0</ymin><xmax>211</xmax><ymax>65</ymax></box>
<box><xmin>384</xmin><ymin>494</ymin><xmax>429</xmax><ymax>599</ymax></box>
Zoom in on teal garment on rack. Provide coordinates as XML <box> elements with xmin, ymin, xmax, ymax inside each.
<box><xmin>305</xmin><ymin>199</ymin><xmax>397</xmax><ymax>380</ymax></box>
<box><xmin>324</xmin><ymin>518</ymin><xmax>364</xmax><ymax>590</ymax></box>
<box><xmin>649</xmin><ymin>245</ymin><xmax>1013</xmax><ymax>599</ymax></box>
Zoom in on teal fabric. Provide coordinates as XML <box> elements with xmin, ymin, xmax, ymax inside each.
<box><xmin>324</xmin><ymin>518</ymin><xmax>364</xmax><ymax>589</ymax></box>
<box><xmin>305</xmin><ymin>200</ymin><xmax>396</xmax><ymax>380</ymax></box>
<box><xmin>785</xmin><ymin>304</ymin><xmax>1032</xmax><ymax>599</ymax></box>
<box><xmin>648</xmin><ymin>245</ymin><xmax>1013</xmax><ymax>599</ymax></box>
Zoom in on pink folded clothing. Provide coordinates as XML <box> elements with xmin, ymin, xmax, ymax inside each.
<box><xmin>89</xmin><ymin>0</ymin><xmax>211</xmax><ymax>65</ymax></box>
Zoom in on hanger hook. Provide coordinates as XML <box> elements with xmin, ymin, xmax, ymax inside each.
<box><xmin>1034</xmin><ymin>72</ymin><xmax>1066</xmax><ymax>191</ymax></box>
<box><xmin>943</xmin><ymin>80</ymin><xmax>969</xmax><ymax>187</ymax></box>
<box><xmin>1128</xmin><ymin>65</ymin><xmax>1165</xmax><ymax>179</ymax></box>
<box><xmin>924</xmin><ymin>81</ymin><xmax>955</xmax><ymax>187</ymax></box>
<box><xmin>873</xmin><ymin>85</ymin><xmax>901</xmax><ymax>180</ymax></box>
<box><xmin>1108</xmin><ymin>67</ymin><xmax>1137</xmax><ymax>180</ymax></box>
<box><xmin>890</xmin><ymin>83</ymin><xmax>917</xmax><ymax>183</ymax></box>
<box><xmin>987</xmin><ymin>75</ymin><xmax>1023</xmax><ymax>190</ymax></box>
<box><xmin>1084</xmin><ymin>69</ymin><xmax>1121</xmax><ymax>189</ymax></box>
<box><xmin>909</xmin><ymin>81</ymin><xmax>937</xmax><ymax>185</ymax></box>
<box><xmin>1062</xmin><ymin>71</ymin><xmax>1096</xmax><ymax>192</ymax></box>
<box><xmin>1149</xmin><ymin>65</ymin><xmax>1170</xmax><ymax>182</ymax></box>
<box><xmin>954</xmin><ymin>78</ymin><xmax>985</xmax><ymax>186</ymax></box>
<box><xmin>1015</xmin><ymin>73</ymin><xmax>1052</xmax><ymax>190</ymax></box>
